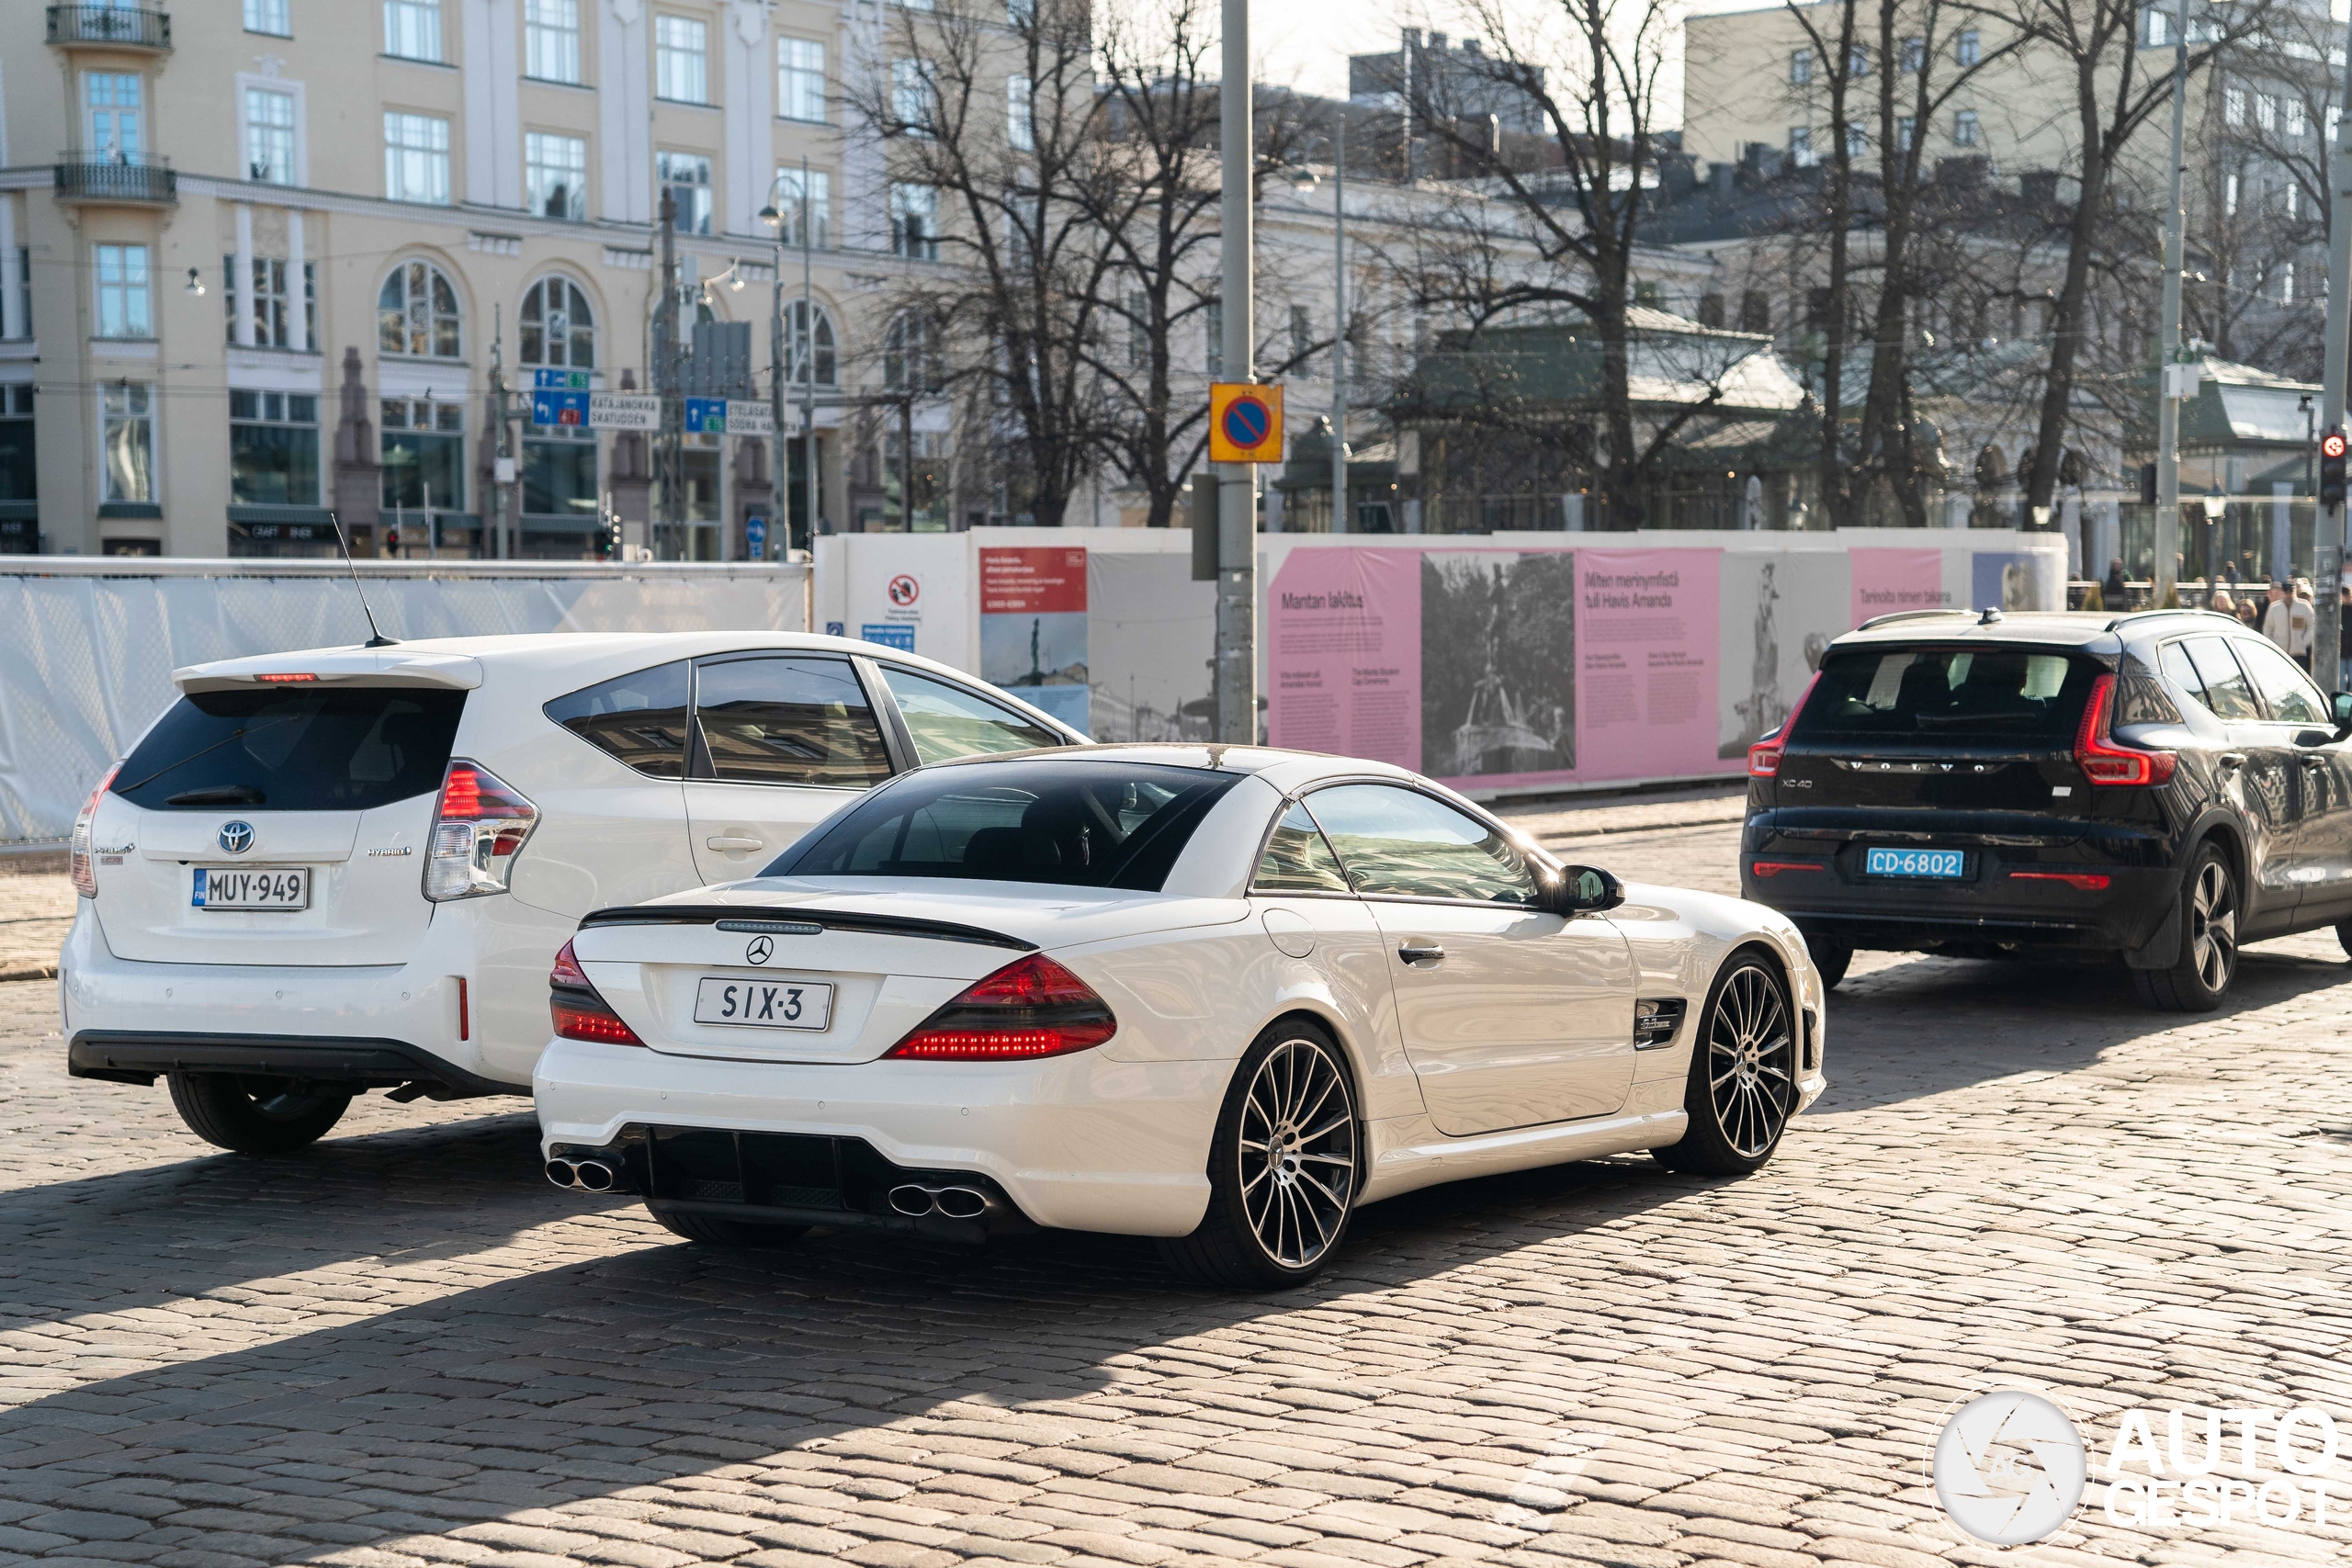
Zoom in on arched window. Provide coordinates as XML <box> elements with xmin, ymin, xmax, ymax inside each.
<box><xmin>520</xmin><ymin>275</ymin><xmax>594</xmax><ymax>367</ymax></box>
<box><xmin>379</xmin><ymin>259</ymin><xmax>461</xmax><ymax>358</ymax></box>
<box><xmin>883</xmin><ymin>310</ymin><xmax>937</xmax><ymax>391</ymax></box>
<box><xmin>786</xmin><ymin>300</ymin><xmax>836</xmax><ymax>387</ymax></box>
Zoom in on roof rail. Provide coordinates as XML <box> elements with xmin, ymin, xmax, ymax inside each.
<box><xmin>2101</xmin><ymin>608</ymin><xmax>2237</xmax><ymax>632</ymax></box>
<box><xmin>1856</xmin><ymin>608</ymin><xmax>1973</xmax><ymax>631</ymax></box>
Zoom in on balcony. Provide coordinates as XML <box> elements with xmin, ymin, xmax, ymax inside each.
<box><xmin>54</xmin><ymin>153</ymin><xmax>175</xmax><ymax>207</ymax></box>
<box><xmin>46</xmin><ymin>5</ymin><xmax>171</xmax><ymax>51</ymax></box>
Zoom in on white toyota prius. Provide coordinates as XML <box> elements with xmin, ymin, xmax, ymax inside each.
<box><xmin>537</xmin><ymin>745</ymin><xmax>1828</xmax><ymax>1289</ymax></box>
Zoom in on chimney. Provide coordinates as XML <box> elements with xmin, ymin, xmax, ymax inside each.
<box><xmin>1429</xmin><ymin>30</ymin><xmax>1448</xmax><ymax>51</ymax></box>
<box><xmin>1462</xmin><ymin>37</ymin><xmax>1482</xmax><ymax>56</ymax></box>
<box><xmin>1708</xmin><ymin>162</ymin><xmax>1736</xmax><ymax>195</ymax></box>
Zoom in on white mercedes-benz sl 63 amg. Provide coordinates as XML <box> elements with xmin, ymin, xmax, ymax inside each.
<box><xmin>535</xmin><ymin>745</ymin><xmax>1828</xmax><ymax>1289</ymax></box>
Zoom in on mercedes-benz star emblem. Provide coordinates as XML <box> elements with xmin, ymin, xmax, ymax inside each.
<box><xmin>745</xmin><ymin>935</ymin><xmax>775</xmax><ymax>964</ymax></box>
<box><xmin>217</xmin><ymin>820</ymin><xmax>255</xmax><ymax>855</ymax></box>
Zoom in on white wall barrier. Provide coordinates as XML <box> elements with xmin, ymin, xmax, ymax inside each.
<box><xmin>0</xmin><ymin>559</ymin><xmax>810</xmax><ymax>847</ymax></box>
<box><xmin>818</xmin><ymin>527</ymin><xmax>2070</xmax><ymax>800</ymax></box>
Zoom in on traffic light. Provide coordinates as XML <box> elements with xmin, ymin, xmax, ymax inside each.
<box><xmin>383</xmin><ymin>526</ymin><xmax>400</xmax><ymax>556</ymax></box>
<box><xmin>2137</xmin><ymin>463</ymin><xmax>2157</xmax><ymax>506</ymax></box>
<box><xmin>2324</xmin><ymin>428</ymin><xmax>2348</xmax><ymax>510</ymax></box>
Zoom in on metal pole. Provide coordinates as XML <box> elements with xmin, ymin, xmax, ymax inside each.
<box><xmin>2154</xmin><ymin>0</ymin><xmax>2189</xmax><ymax>607</ymax></box>
<box><xmin>656</xmin><ymin>189</ymin><xmax>681</xmax><ymax>561</ymax></box>
<box><xmin>2316</xmin><ymin>20</ymin><xmax>2352</xmax><ymax>691</ymax></box>
<box><xmin>770</xmin><ymin>209</ymin><xmax>786</xmax><ymax>562</ymax></box>
<box><xmin>1216</xmin><ymin>0</ymin><xmax>1255</xmax><ymax>742</ymax></box>
<box><xmin>1331</xmin><ymin>115</ymin><xmax>1347</xmax><ymax>536</ymax></box>
<box><xmin>490</xmin><ymin>304</ymin><xmax>509</xmax><ymax>561</ymax></box>
<box><xmin>804</xmin><ymin>157</ymin><xmax>819</xmax><ymax>550</ymax></box>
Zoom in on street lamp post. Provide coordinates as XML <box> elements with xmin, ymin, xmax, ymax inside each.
<box><xmin>1288</xmin><ymin>124</ymin><xmax>1351</xmax><ymax>535</ymax></box>
<box><xmin>760</xmin><ymin>160</ymin><xmax>820</xmax><ymax>556</ymax></box>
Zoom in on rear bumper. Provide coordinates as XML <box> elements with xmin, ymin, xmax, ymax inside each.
<box><xmin>534</xmin><ymin>1036</ymin><xmax>1228</xmax><ymax>1236</ymax></box>
<box><xmin>57</xmin><ymin>905</ymin><xmax>522</xmax><ymax>1092</ymax></box>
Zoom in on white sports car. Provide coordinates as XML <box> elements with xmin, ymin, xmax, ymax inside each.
<box><xmin>537</xmin><ymin>746</ymin><xmax>1828</xmax><ymax>1288</ymax></box>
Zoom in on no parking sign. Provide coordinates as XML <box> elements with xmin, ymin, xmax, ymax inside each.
<box><xmin>1208</xmin><ymin>382</ymin><xmax>1283</xmax><ymax>464</ymax></box>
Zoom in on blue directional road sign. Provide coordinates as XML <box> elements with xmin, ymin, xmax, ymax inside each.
<box><xmin>684</xmin><ymin>397</ymin><xmax>729</xmax><ymax>434</ymax></box>
<box><xmin>745</xmin><ymin>514</ymin><xmax>768</xmax><ymax>561</ymax></box>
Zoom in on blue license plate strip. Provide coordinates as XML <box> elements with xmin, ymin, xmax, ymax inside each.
<box><xmin>1863</xmin><ymin>847</ymin><xmax>1968</xmax><ymax>879</ymax></box>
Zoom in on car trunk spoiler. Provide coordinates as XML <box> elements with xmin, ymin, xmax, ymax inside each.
<box><xmin>174</xmin><ymin>649</ymin><xmax>485</xmax><ymax>694</ymax></box>
<box><xmin>577</xmin><ymin>904</ymin><xmax>1036</xmax><ymax>952</ymax></box>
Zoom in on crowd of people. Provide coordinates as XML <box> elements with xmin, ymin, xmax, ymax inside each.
<box><xmin>2100</xmin><ymin>558</ymin><xmax>2352</xmax><ymax>687</ymax></box>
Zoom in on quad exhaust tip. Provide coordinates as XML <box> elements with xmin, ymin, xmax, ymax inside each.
<box><xmin>888</xmin><ymin>1183</ymin><xmax>992</xmax><ymax>1220</ymax></box>
<box><xmin>545</xmin><ymin>1157</ymin><xmax>617</xmax><ymax>1192</ymax></box>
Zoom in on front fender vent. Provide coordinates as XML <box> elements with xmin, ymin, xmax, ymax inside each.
<box><xmin>1634</xmin><ymin>998</ymin><xmax>1688</xmax><ymax>1050</ymax></box>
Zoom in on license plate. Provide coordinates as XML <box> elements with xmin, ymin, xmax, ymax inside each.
<box><xmin>693</xmin><ymin>976</ymin><xmax>834</xmax><ymax>1031</ymax></box>
<box><xmin>192</xmin><ymin>865</ymin><xmax>311</xmax><ymax>910</ymax></box>
<box><xmin>1863</xmin><ymin>847</ymin><xmax>1967</xmax><ymax>879</ymax></box>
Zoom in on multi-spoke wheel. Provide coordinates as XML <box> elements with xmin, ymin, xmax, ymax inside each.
<box><xmin>1160</xmin><ymin>1021</ymin><xmax>1359</xmax><ymax>1290</ymax></box>
<box><xmin>2133</xmin><ymin>840</ymin><xmax>2237</xmax><ymax>1012</ymax></box>
<box><xmin>1655</xmin><ymin>950</ymin><xmax>1796</xmax><ymax>1177</ymax></box>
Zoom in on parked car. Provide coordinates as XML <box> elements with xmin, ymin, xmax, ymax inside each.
<box><xmin>61</xmin><ymin>632</ymin><xmax>1081</xmax><ymax>1154</ymax></box>
<box><xmin>1741</xmin><ymin>607</ymin><xmax>2352</xmax><ymax>1010</ymax></box>
<box><xmin>535</xmin><ymin>745</ymin><xmax>1827</xmax><ymax>1289</ymax></box>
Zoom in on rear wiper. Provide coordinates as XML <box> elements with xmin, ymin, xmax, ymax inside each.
<box><xmin>164</xmin><ymin>784</ymin><xmax>266</xmax><ymax>806</ymax></box>
<box><xmin>115</xmin><ymin>716</ymin><xmax>296</xmax><ymax>795</ymax></box>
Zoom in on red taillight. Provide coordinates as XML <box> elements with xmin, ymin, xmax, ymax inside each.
<box><xmin>548</xmin><ymin>939</ymin><xmax>644</xmax><ymax>1046</ymax></box>
<box><xmin>425</xmin><ymin>761</ymin><xmax>539</xmax><ymax>900</ymax></box>
<box><xmin>68</xmin><ymin>762</ymin><xmax>121</xmax><ymax>899</ymax></box>
<box><xmin>253</xmin><ymin>671</ymin><xmax>319</xmax><ymax>683</ymax></box>
<box><xmin>886</xmin><ymin>953</ymin><xmax>1118</xmax><ymax>1061</ymax></box>
<box><xmin>2074</xmin><ymin>673</ymin><xmax>2177</xmax><ymax>786</ymax></box>
<box><xmin>1748</xmin><ymin>671</ymin><xmax>1822</xmax><ymax>777</ymax></box>
<box><xmin>1750</xmin><ymin>861</ymin><xmax>1828</xmax><ymax>878</ymax></box>
<box><xmin>2009</xmin><ymin>870</ymin><xmax>2112</xmax><ymax>891</ymax></box>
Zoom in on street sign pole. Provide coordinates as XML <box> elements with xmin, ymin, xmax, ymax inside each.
<box><xmin>1216</xmin><ymin>0</ymin><xmax>1255</xmax><ymax>743</ymax></box>
<box><xmin>2317</xmin><ymin>11</ymin><xmax>2352</xmax><ymax>691</ymax></box>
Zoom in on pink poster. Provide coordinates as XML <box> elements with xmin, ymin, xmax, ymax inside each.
<box><xmin>1850</xmin><ymin>548</ymin><xmax>1951</xmax><ymax>627</ymax></box>
<box><xmin>1266</xmin><ymin>547</ymin><xmax>1420</xmax><ymax>768</ymax></box>
<box><xmin>1575</xmin><ymin>549</ymin><xmax>1723</xmax><ymax>781</ymax></box>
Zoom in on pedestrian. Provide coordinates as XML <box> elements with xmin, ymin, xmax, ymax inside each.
<box><xmin>2275</xmin><ymin>580</ymin><xmax>2318</xmax><ymax>672</ymax></box>
<box><xmin>2339</xmin><ymin>584</ymin><xmax>2352</xmax><ymax>692</ymax></box>
<box><xmin>2104</xmin><ymin>557</ymin><xmax>2128</xmax><ymax>606</ymax></box>
<box><xmin>2211</xmin><ymin>588</ymin><xmax>2236</xmax><ymax>619</ymax></box>
<box><xmin>2238</xmin><ymin>594</ymin><xmax>2264</xmax><ymax>629</ymax></box>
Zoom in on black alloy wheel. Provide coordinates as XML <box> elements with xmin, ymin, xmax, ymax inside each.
<box><xmin>2132</xmin><ymin>841</ymin><xmax>2236</xmax><ymax>1012</ymax></box>
<box><xmin>1655</xmin><ymin>950</ymin><xmax>1797</xmax><ymax>1177</ymax></box>
<box><xmin>165</xmin><ymin>1072</ymin><xmax>352</xmax><ymax>1155</ymax></box>
<box><xmin>1161</xmin><ymin>1021</ymin><xmax>1359</xmax><ymax>1290</ymax></box>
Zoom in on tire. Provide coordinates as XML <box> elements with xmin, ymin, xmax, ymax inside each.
<box><xmin>652</xmin><ymin>1209</ymin><xmax>810</xmax><ymax>1247</ymax></box>
<box><xmin>1159</xmin><ymin>1020</ymin><xmax>1360</xmax><ymax>1291</ymax></box>
<box><xmin>165</xmin><ymin>1072</ymin><xmax>351</xmax><ymax>1156</ymax></box>
<box><xmin>2335</xmin><ymin>922</ymin><xmax>2352</xmax><ymax>962</ymax></box>
<box><xmin>2131</xmin><ymin>841</ymin><xmax>2237</xmax><ymax>1013</ymax></box>
<box><xmin>1804</xmin><ymin>935</ymin><xmax>1852</xmax><ymax>990</ymax></box>
<box><xmin>1653</xmin><ymin>948</ymin><xmax>1798</xmax><ymax>1178</ymax></box>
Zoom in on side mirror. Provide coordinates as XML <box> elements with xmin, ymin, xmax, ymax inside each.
<box><xmin>2334</xmin><ymin>691</ymin><xmax>2352</xmax><ymax>736</ymax></box>
<box><xmin>1549</xmin><ymin>863</ymin><xmax>1625</xmax><ymax>915</ymax></box>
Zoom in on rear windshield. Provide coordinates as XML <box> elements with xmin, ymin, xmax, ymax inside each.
<box><xmin>1792</xmin><ymin>647</ymin><xmax>2100</xmax><ymax>747</ymax></box>
<box><xmin>115</xmin><ymin>687</ymin><xmax>466</xmax><ymax>812</ymax></box>
<box><xmin>771</xmin><ymin>759</ymin><xmax>1240</xmax><ymax>891</ymax></box>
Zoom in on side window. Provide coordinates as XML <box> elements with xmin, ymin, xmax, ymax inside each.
<box><xmin>2158</xmin><ymin>642</ymin><xmax>2208</xmax><ymax>715</ymax></box>
<box><xmin>2181</xmin><ymin>637</ymin><xmax>2262</xmax><ymax>721</ymax></box>
<box><xmin>1252</xmin><ymin>801</ymin><xmax>1353</xmax><ymax>895</ymax></box>
<box><xmin>2233</xmin><ymin>637</ymin><xmax>2330</xmax><ymax>725</ymax></box>
<box><xmin>693</xmin><ymin>656</ymin><xmax>890</xmax><ymax>788</ymax></box>
<box><xmin>879</xmin><ymin>665</ymin><xmax>1060</xmax><ymax>764</ymax></box>
<box><xmin>543</xmin><ymin>659</ymin><xmax>691</xmax><ymax>778</ymax></box>
<box><xmin>1303</xmin><ymin>784</ymin><xmax>1538</xmax><ymax>906</ymax></box>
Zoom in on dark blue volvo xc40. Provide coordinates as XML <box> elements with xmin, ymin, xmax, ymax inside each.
<box><xmin>1741</xmin><ymin>607</ymin><xmax>2352</xmax><ymax>1011</ymax></box>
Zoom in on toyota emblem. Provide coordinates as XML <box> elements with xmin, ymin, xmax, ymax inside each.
<box><xmin>745</xmin><ymin>935</ymin><xmax>775</xmax><ymax>964</ymax></box>
<box><xmin>217</xmin><ymin>820</ymin><xmax>254</xmax><ymax>855</ymax></box>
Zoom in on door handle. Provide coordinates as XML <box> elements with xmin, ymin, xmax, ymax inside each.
<box><xmin>1397</xmin><ymin>942</ymin><xmax>1445</xmax><ymax>964</ymax></box>
<box><xmin>2301</xmin><ymin>753</ymin><xmax>2328</xmax><ymax>769</ymax></box>
<box><xmin>2219</xmin><ymin>752</ymin><xmax>2246</xmax><ymax>771</ymax></box>
<box><xmin>707</xmin><ymin>835</ymin><xmax>764</xmax><ymax>852</ymax></box>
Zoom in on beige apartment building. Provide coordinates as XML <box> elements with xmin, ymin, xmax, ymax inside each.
<box><xmin>5</xmin><ymin>0</ymin><xmax>960</xmax><ymax>559</ymax></box>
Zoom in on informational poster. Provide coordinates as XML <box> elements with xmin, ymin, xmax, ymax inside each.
<box><xmin>1266</xmin><ymin>547</ymin><xmax>1422</xmax><ymax>765</ymax></box>
<box><xmin>1850</xmin><ymin>547</ymin><xmax>1951</xmax><ymax>626</ymax></box>
<box><xmin>978</xmin><ymin>547</ymin><xmax>1091</xmax><ymax>733</ymax></box>
<box><xmin>1575</xmin><ymin>549</ymin><xmax>1721</xmax><ymax>782</ymax></box>
<box><xmin>1088</xmin><ymin>553</ymin><xmax>1218</xmax><ymax>742</ymax></box>
<box><xmin>1719</xmin><ymin>550</ymin><xmax>1848</xmax><ymax>760</ymax></box>
<box><xmin>1970</xmin><ymin>550</ymin><xmax>2054</xmax><ymax>613</ymax></box>
<box><xmin>1421</xmin><ymin>549</ymin><xmax>1576</xmax><ymax>784</ymax></box>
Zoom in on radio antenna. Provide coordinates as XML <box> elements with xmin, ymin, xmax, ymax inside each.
<box><xmin>328</xmin><ymin>510</ymin><xmax>398</xmax><ymax>648</ymax></box>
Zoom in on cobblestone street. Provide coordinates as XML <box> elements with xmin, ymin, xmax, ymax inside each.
<box><xmin>6</xmin><ymin>801</ymin><xmax>2352</xmax><ymax>1566</ymax></box>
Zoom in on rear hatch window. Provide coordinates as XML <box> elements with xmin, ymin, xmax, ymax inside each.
<box><xmin>1792</xmin><ymin>647</ymin><xmax>2099</xmax><ymax>748</ymax></box>
<box><xmin>115</xmin><ymin>687</ymin><xmax>466</xmax><ymax>811</ymax></box>
<box><xmin>773</xmin><ymin>759</ymin><xmax>1240</xmax><ymax>892</ymax></box>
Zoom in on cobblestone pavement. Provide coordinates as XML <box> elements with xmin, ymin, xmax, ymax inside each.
<box><xmin>7</xmin><ymin>818</ymin><xmax>2352</xmax><ymax>1568</ymax></box>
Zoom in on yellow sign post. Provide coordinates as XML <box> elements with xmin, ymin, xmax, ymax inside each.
<box><xmin>1207</xmin><ymin>382</ymin><xmax>1283</xmax><ymax>465</ymax></box>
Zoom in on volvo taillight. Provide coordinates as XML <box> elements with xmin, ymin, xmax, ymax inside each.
<box><xmin>424</xmin><ymin>761</ymin><xmax>539</xmax><ymax>900</ymax></box>
<box><xmin>548</xmin><ymin>939</ymin><xmax>644</xmax><ymax>1046</ymax></box>
<box><xmin>2074</xmin><ymin>673</ymin><xmax>2177</xmax><ymax>786</ymax></box>
<box><xmin>885</xmin><ymin>954</ymin><xmax>1118</xmax><ymax>1061</ymax></box>
<box><xmin>67</xmin><ymin>762</ymin><xmax>121</xmax><ymax>899</ymax></box>
<box><xmin>1747</xmin><ymin>671</ymin><xmax>1821</xmax><ymax>778</ymax></box>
